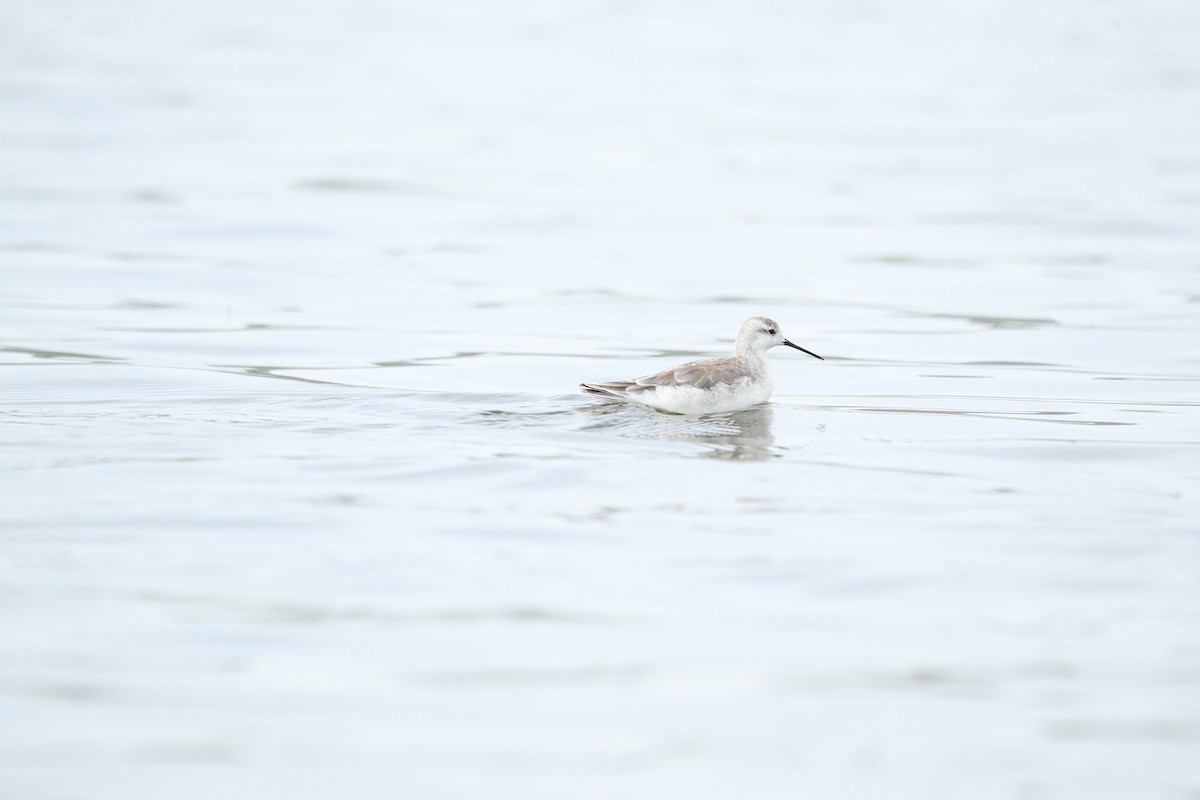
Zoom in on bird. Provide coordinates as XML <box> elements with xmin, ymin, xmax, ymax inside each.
<box><xmin>580</xmin><ymin>315</ymin><xmax>823</xmax><ymax>415</ymax></box>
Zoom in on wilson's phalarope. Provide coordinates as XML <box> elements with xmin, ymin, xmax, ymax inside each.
<box><xmin>581</xmin><ymin>316</ymin><xmax>823</xmax><ymax>415</ymax></box>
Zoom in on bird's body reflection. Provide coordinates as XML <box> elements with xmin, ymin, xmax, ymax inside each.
<box><xmin>693</xmin><ymin>405</ymin><xmax>776</xmax><ymax>460</ymax></box>
<box><xmin>583</xmin><ymin>402</ymin><xmax>778</xmax><ymax>461</ymax></box>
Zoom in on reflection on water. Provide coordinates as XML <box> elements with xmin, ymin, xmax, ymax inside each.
<box><xmin>583</xmin><ymin>402</ymin><xmax>779</xmax><ymax>461</ymax></box>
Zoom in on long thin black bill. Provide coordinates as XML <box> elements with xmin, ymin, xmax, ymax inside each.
<box><xmin>782</xmin><ymin>340</ymin><xmax>824</xmax><ymax>360</ymax></box>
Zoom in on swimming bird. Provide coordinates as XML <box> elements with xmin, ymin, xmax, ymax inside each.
<box><xmin>581</xmin><ymin>315</ymin><xmax>823</xmax><ymax>415</ymax></box>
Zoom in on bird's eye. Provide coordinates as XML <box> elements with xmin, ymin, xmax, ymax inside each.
<box><xmin>766</xmin><ymin>328</ymin><xmax>776</xmax><ymax>335</ymax></box>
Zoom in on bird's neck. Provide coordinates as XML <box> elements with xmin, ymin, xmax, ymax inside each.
<box><xmin>735</xmin><ymin>344</ymin><xmax>768</xmax><ymax>365</ymax></box>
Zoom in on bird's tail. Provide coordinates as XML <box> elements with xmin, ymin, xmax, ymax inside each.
<box><xmin>580</xmin><ymin>381</ymin><xmax>632</xmax><ymax>400</ymax></box>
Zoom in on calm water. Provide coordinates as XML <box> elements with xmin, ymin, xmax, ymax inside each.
<box><xmin>3</xmin><ymin>1</ymin><xmax>1199</xmax><ymax>798</ymax></box>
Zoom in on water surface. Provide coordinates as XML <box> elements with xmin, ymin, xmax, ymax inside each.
<box><xmin>2</xmin><ymin>1</ymin><xmax>1199</xmax><ymax>798</ymax></box>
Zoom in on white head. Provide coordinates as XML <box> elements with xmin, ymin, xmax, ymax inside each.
<box><xmin>734</xmin><ymin>315</ymin><xmax>824</xmax><ymax>360</ymax></box>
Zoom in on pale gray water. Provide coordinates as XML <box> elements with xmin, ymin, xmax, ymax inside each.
<box><xmin>2</xmin><ymin>1</ymin><xmax>1199</xmax><ymax>798</ymax></box>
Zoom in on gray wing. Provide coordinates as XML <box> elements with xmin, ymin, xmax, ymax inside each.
<box><xmin>582</xmin><ymin>357</ymin><xmax>746</xmax><ymax>400</ymax></box>
<box><xmin>650</xmin><ymin>357</ymin><xmax>745</xmax><ymax>389</ymax></box>
<box><xmin>627</xmin><ymin>356</ymin><xmax>745</xmax><ymax>394</ymax></box>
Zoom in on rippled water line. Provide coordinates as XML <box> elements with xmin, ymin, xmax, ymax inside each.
<box><xmin>804</xmin><ymin>393</ymin><xmax>1200</xmax><ymax>408</ymax></box>
<box><xmin>824</xmin><ymin>407</ymin><xmax>1135</xmax><ymax>426</ymax></box>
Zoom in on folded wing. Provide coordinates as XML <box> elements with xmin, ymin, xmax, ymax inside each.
<box><xmin>581</xmin><ymin>356</ymin><xmax>743</xmax><ymax>400</ymax></box>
